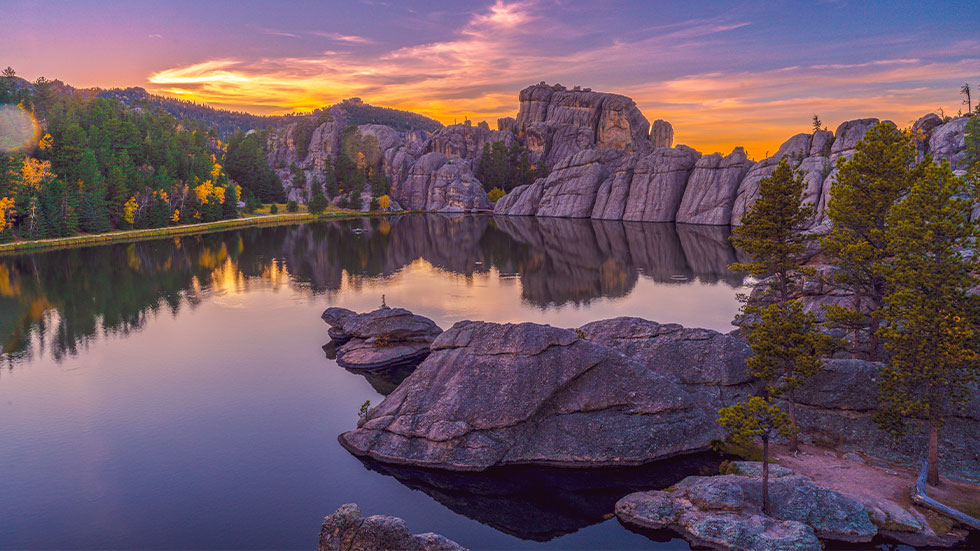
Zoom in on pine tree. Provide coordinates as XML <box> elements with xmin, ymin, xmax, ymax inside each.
<box><xmin>718</xmin><ymin>396</ymin><xmax>797</xmax><ymax>514</ymax></box>
<box><xmin>820</xmin><ymin>123</ymin><xmax>917</xmax><ymax>360</ymax></box>
<box><xmin>743</xmin><ymin>301</ymin><xmax>839</xmax><ymax>451</ymax></box>
<box><xmin>875</xmin><ymin>160</ymin><xmax>980</xmax><ymax>486</ymax></box>
<box><xmin>731</xmin><ymin>158</ymin><xmax>813</xmax><ymax>304</ymax></box>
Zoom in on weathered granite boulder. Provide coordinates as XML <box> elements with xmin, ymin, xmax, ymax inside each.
<box><xmin>535</xmin><ymin>149</ymin><xmax>606</xmax><ymax>218</ymax></box>
<box><xmin>425</xmin><ymin>159</ymin><xmax>490</xmax><ymax>212</ymax></box>
<box><xmin>525</xmin><ymin>121</ymin><xmax>595</xmax><ymax>169</ymax></box>
<box><xmin>622</xmin><ymin>146</ymin><xmax>701</xmax><ymax>222</ymax></box>
<box><xmin>577</xmin><ymin>316</ymin><xmax>753</xmax><ymax>397</ymax></box>
<box><xmin>340</xmin><ymin>320</ymin><xmax>719</xmax><ymax>470</ymax></box>
<box><xmin>322</xmin><ymin>306</ymin><xmax>443</xmax><ymax>370</ymax></box>
<box><xmin>393</xmin><ymin>152</ymin><xmax>449</xmax><ymax>210</ymax></box>
<box><xmin>492</xmin><ymin>180</ymin><xmax>544</xmax><ymax>216</ymax></box>
<box><xmin>497</xmin><ymin>116</ymin><xmax>516</xmax><ymax>134</ymax></box>
<box><xmin>675</xmin><ymin>147</ymin><xmax>752</xmax><ymax>225</ymax></box>
<box><xmin>319</xmin><ymin>503</ymin><xmax>465</xmax><ymax>551</ymax></box>
<box><xmin>617</xmin><ymin>465</ymin><xmax>882</xmax><ymax>550</ymax></box>
<box><xmin>929</xmin><ymin>116</ymin><xmax>972</xmax><ymax>170</ymax></box>
<box><xmin>591</xmin><ymin>155</ymin><xmax>639</xmax><ymax>220</ymax></box>
<box><xmin>830</xmin><ymin>118</ymin><xmax>880</xmax><ymax>161</ymax></box>
<box><xmin>322</xmin><ymin>307</ymin><xmax>357</xmax><ymax>341</ymax></box>
<box><xmin>650</xmin><ymin>119</ymin><xmax>674</xmax><ymax>148</ymax></box>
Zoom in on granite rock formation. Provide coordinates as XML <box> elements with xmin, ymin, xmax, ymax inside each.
<box><xmin>321</xmin><ymin>306</ymin><xmax>443</xmax><ymax>370</ymax></box>
<box><xmin>319</xmin><ymin>503</ymin><xmax>465</xmax><ymax>551</ymax></box>
<box><xmin>615</xmin><ymin>461</ymin><xmax>954</xmax><ymax>550</ymax></box>
<box><xmin>339</xmin><ymin>320</ymin><xmax>720</xmax><ymax>470</ymax></box>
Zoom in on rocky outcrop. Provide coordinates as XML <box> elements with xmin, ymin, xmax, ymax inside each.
<box><xmin>578</xmin><ymin>317</ymin><xmax>755</xmax><ymax>409</ymax></box>
<box><xmin>321</xmin><ymin>306</ymin><xmax>443</xmax><ymax>370</ymax></box>
<box><xmin>319</xmin><ymin>503</ymin><xmax>465</xmax><ymax>551</ymax></box>
<box><xmin>650</xmin><ymin>119</ymin><xmax>674</xmax><ymax>148</ymax></box>
<box><xmin>622</xmin><ymin>146</ymin><xmax>701</xmax><ymax>222</ymax></box>
<box><xmin>426</xmin><ymin>159</ymin><xmax>491</xmax><ymax>212</ymax></box>
<box><xmin>675</xmin><ymin>148</ymin><xmax>752</xmax><ymax>225</ymax></box>
<box><xmin>535</xmin><ymin>149</ymin><xmax>606</xmax><ymax>218</ymax></box>
<box><xmin>422</xmin><ymin>124</ymin><xmax>515</xmax><ymax>166</ymax></box>
<box><xmin>616</xmin><ymin>463</ymin><xmax>888</xmax><ymax>550</ymax></box>
<box><xmin>340</xmin><ymin>320</ymin><xmax>720</xmax><ymax>471</ymax></box>
<box><xmin>392</xmin><ymin>152</ymin><xmax>450</xmax><ymax>210</ymax></box>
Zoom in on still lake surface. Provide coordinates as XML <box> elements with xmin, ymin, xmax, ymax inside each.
<box><xmin>0</xmin><ymin>214</ymin><xmax>749</xmax><ymax>549</ymax></box>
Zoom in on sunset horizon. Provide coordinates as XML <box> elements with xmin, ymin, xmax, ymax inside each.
<box><xmin>5</xmin><ymin>0</ymin><xmax>979</xmax><ymax>157</ymax></box>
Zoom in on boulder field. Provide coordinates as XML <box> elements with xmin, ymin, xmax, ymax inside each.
<box><xmin>268</xmin><ymin>82</ymin><xmax>974</xmax><ymax>226</ymax></box>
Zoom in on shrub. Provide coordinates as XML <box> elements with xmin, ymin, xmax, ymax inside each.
<box><xmin>270</xmin><ymin>203</ymin><xmax>279</xmax><ymax>214</ymax></box>
<box><xmin>487</xmin><ymin>187</ymin><xmax>507</xmax><ymax>203</ymax></box>
<box><xmin>286</xmin><ymin>200</ymin><xmax>298</xmax><ymax>213</ymax></box>
<box><xmin>370</xmin><ymin>197</ymin><xmax>379</xmax><ymax>211</ymax></box>
<box><xmin>308</xmin><ymin>193</ymin><xmax>329</xmax><ymax>215</ymax></box>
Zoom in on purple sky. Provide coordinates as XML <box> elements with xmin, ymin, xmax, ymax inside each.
<box><xmin>3</xmin><ymin>0</ymin><xmax>978</xmax><ymax>155</ymax></box>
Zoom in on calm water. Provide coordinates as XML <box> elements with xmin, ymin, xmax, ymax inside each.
<box><xmin>0</xmin><ymin>214</ymin><xmax>748</xmax><ymax>549</ymax></box>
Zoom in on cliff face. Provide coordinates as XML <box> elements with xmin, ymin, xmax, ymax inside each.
<box><xmin>266</xmin><ymin>84</ymin><xmax>973</xmax><ymax>227</ymax></box>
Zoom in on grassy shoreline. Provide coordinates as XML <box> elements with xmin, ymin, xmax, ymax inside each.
<box><xmin>0</xmin><ymin>209</ymin><xmax>379</xmax><ymax>255</ymax></box>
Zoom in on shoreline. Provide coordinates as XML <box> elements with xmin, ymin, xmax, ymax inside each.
<box><xmin>0</xmin><ymin>210</ymin><xmax>391</xmax><ymax>256</ymax></box>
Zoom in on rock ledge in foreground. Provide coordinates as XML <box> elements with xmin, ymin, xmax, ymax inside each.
<box><xmin>319</xmin><ymin>503</ymin><xmax>465</xmax><ymax>551</ymax></box>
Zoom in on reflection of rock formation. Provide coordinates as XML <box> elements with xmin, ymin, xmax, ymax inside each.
<box><xmin>323</xmin><ymin>340</ymin><xmax>418</xmax><ymax>395</ymax></box>
<box><xmin>276</xmin><ymin>214</ymin><xmax>743</xmax><ymax>305</ymax></box>
<box><xmin>493</xmin><ymin>216</ymin><xmax>744</xmax><ymax>306</ymax></box>
<box><xmin>353</xmin><ymin>453</ymin><xmax>723</xmax><ymax>542</ymax></box>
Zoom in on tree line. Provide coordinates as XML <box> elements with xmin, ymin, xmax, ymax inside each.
<box><xmin>0</xmin><ymin>68</ymin><xmax>286</xmax><ymax>242</ymax></box>
<box><xmin>720</xmin><ymin>119</ymin><xmax>980</xmax><ymax>513</ymax></box>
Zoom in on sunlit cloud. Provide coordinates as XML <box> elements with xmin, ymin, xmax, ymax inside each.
<box><xmin>145</xmin><ymin>1</ymin><xmax>980</xmax><ymax>155</ymax></box>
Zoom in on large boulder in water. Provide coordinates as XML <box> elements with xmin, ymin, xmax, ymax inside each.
<box><xmin>322</xmin><ymin>306</ymin><xmax>443</xmax><ymax>370</ymax></box>
<box><xmin>534</xmin><ymin>149</ymin><xmax>606</xmax><ymax>218</ymax></box>
<box><xmin>319</xmin><ymin>503</ymin><xmax>465</xmax><ymax>551</ymax></box>
<box><xmin>340</xmin><ymin>320</ymin><xmax>719</xmax><ymax>471</ymax></box>
<box><xmin>578</xmin><ymin>317</ymin><xmax>755</xmax><ymax>409</ymax></box>
<box><xmin>621</xmin><ymin>146</ymin><xmax>700</xmax><ymax>222</ymax></box>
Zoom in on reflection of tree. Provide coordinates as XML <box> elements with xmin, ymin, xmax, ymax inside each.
<box><xmin>354</xmin><ymin>453</ymin><xmax>723</xmax><ymax>542</ymax></box>
<box><xmin>0</xmin><ymin>215</ymin><xmax>744</xmax><ymax>365</ymax></box>
<box><xmin>0</xmin><ymin>232</ymin><xmax>266</xmax><ymax>364</ymax></box>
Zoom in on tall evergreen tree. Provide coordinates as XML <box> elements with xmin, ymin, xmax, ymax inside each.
<box><xmin>731</xmin><ymin>157</ymin><xmax>813</xmax><ymax>304</ymax></box>
<box><xmin>876</xmin><ymin>160</ymin><xmax>980</xmax><ymax>486</ymax></box>
<box><xmin>820</xmin><ymin>123</ymin><xmax>918</xmax><ymax>360</ymax></box>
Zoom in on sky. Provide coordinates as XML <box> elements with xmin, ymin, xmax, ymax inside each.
<box><xmin>3</xmin><ymin>0</ymin><xmax>979</xmax><ymax>157</ymax></box>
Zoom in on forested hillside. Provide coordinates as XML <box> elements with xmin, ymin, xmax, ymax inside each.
<box><xmin>0</xmin><ymin>68</ymin><xmax>282</xmax><ymax>242</ymax></box>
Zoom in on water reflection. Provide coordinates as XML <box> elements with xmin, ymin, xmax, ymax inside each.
<box><xmin>355</xmin><ymin>453</ymin><xmax>724</xmax><ymax>542</ymax></box>
<box><xmin>0</xmin><ymin>215</ymin><xmax>743</xmax><ymax>364</ymax></box>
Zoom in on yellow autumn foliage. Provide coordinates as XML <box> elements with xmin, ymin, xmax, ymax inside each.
<box><xmin>172</xmin><ymin>209</ymin><xmax>180</xmax><ymax>223</ymax></box>
<box><xmin>21</xmin><ymin>157</ymin><xmax>52</xmax><ymax>187</ymax></box>
<box><xmin>123</xmin><ymin>196</ymin><xmax>138</xmax><ymax>225</ymax></box>
<box><xmin>211</xmin><ymin>163</ymin><xmax>222</xmax><ymax>181</ymax></box>
<box><xmin>378</xmin><ymin>194</ymin><xmax>390</xmax><ymax>210</ymax></box>
<box><xmin>0</xmin><ymin>197</ymin><xmax>14</xmax><ymax>229</ymax></box>
<box><xmin>194</xmin><ymin>180</ymin><xmax>226</xmax><ymax>204</ymax></box>
<box><xmin>38</xmin><ymin>133</ymin><xmax>53</xmax><ymax>151</ymax></box>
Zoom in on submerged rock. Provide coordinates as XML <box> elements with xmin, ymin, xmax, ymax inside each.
<box><xmin>322</xmin><ymin>306</ymin><xmax>443</xmax><ymax>370</ymax></box>
<box><xmin>340</xmin><ymin>320</ymin><xmax>719</xmax><ymax>470</ymax></box>
<box><xmin>319</xmin><ymin>503</ymin><xmax>465</xmax><ymax>551</ymax></box>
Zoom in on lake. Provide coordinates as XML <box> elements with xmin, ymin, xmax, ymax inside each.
<box><xmin>0</xmin><ymin>214</ymin><xmax>748</xmax><ymax>549</ymax></box>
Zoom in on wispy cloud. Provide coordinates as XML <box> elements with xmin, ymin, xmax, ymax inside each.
<box><xmin>146</xmin><ymin>1</ymin><xmax>979</xmax><ymax>155</ymax></box>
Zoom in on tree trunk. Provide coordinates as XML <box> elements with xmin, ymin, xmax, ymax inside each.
<box><xmin>762</xmin><ymin>434</ymin><xmax>770</xmax><ymax>515</ymax></box>
<box><xmin>788</xmin><ymin>394</ymin><xmax>799</xmax><ymax>453</ymax></box>
<box><xmin>927</xmin><ymin>424</ymin><xmax>940</xmax><ymax>487</ymax></box>
<box><xmin>868</xmin><ymin>315</ymin><xmax>880</xmax><ymax>362</ymax></box>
